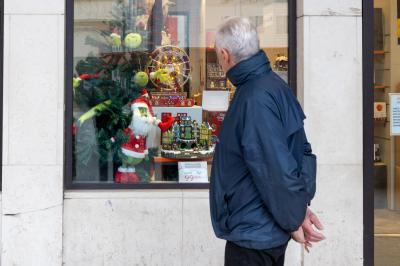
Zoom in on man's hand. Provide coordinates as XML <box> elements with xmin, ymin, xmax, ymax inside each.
<box><xmin>302</xmin><ymin>208</ymin><xmax>325</xmax><ymax>243</ymax></box>
<box><xmin>292</xmin><ymin>208</ymin><xmax>325</xmax><ymax>252</ymax></box>
<box><xmin>291</xmin><ymin>226</ymin><xmax>312</xmax><ymax>252</ymax></box>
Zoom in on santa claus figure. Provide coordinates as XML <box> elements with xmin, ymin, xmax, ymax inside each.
<box><xmin>114</xmin><ymin>90</ymin><xmax>174</xmax><ymax>183</ymax></box>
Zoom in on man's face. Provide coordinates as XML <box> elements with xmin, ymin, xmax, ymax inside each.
<box><xmin>215</xmin><ymin>46</ymin><xmax>233</xmax><ymax>73</ymax></box>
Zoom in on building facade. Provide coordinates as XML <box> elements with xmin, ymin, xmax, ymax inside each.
<box><xmin>0</xmin><ymin>0</ymin><xmax>368</xmax><ymax>265</ymax></box>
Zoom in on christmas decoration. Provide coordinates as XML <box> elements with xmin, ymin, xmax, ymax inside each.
<box><xmin>275</xmin><ymin>54</ymin><xmax>288</xmax><ymax>71</ymax></box>
<box><xmin>114</xmin><ymin>90</ymin><xmax>174</xmax><ymax>183</ymax></box>
<box><xmin>150</xmin><ymin>68</ymin><xmax>170</xmax><ymax>85</ymax></box>
<box><xmin>149</xmin><ymin>92</ymin><xmax>193</xmax><ymax>107</ymax></box>
<box><xmin>79</xmin><ymin>73</ymin><xmax>101</xmax><ymax>80</ymax></box>
<box><xmin>161</xmin><ymin>30</ymin><xmax>172</xmax><ymax>46</ymax></box>
<box><xmin>136</xmin><ymin>14</ymin><xmax>150</xmax><ymax>30</ymax></box>
<box><xmin>110</xmin><ymin>33</ymin><xmax>121</xmax><ymax>51</ymax></box>
<box><xmin>124</xmin><ymin>33</ymin><xmax>142</xmax><ymax>49</ymax></box>
<box><xmin>73</xmin><ymin>77</ymin><xmax>81</xmax><ymax>89</ymax></box>
<box><xmin>148</xmin><ymin>45</ymin><xmax>191</xmax><ymax>92</ymax></box>
<box><xmin>133</xmin><ymin>71</ymin><xmax>149</xmax><ymax>87</ymax></box>
<box><xmin>205</xmin><ymin>111</ymin><xmax>226</xmax><ymax>137</ymax></box>
<box><xmin>160</xmin><ymin>114</ymin><xmax>214</xmax><ymax>159</ymax></box>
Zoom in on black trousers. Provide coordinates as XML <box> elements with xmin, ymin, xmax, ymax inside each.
<box><xmin>225</xmin><ymin>241</ymin><xmax>288</xmax><ymax>266</ymax></box>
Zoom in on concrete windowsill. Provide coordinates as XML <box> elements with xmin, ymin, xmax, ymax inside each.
<box><xmin>64</xmin><ymin>190</ymin><xmax>209</xmax><ymax>199</ymax></box>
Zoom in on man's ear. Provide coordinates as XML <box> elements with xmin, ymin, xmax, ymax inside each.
<box><xmin>221</xmin><ymin>48</ymin><xmax>231</xmax><ymax>63</ymax></box>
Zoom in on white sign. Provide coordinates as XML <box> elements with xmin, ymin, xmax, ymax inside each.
<box><xmin>390</xmin><ymin>93</ymin><xmax>400</xmax><ymax>136</ymax></box>
<box><xmin>202</xmin><ymin>91</ymin><xmax>229</xmax><ymax>111</ymax></box>
<box><xmin>178</xmin><ymin>161</ymin><xmax>209</xmax><ymax>183</ymax></box>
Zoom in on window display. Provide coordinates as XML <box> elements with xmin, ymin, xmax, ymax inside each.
<box><xmin>69</xmin><ymin>0</ymin><xmax>290</xmax><ymax>186</ymax></box>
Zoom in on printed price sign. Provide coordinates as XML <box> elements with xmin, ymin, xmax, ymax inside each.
<box><xmin>178</xmin><ymin>161</ymin><xmax>208</xmax><ymax>183</ymax></box>
<box><xmin>390</xmin><ymin>93</ymin><xmax>400</xmax><ymax>135</ymax></box>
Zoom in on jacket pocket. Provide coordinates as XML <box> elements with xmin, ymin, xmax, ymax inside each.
<box><xmin>222</xmin><ymin>199</ymin><xmax>230</xmax><ymax>231</ymax></box>
<box><xmin>214</xmin><ymin>192</ymin><xmax>230</xmax><ymax>232</ymax></box>
<box><xmin>301</xmin><ymin>153</ymin><xmax>317</xmax><ymax>201</ymax></box>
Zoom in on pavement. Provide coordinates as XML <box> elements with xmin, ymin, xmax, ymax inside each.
<box><xmin>374</xmin><ymin>209</ymin><xmax>400</xmax><ymax>266</ymax></box>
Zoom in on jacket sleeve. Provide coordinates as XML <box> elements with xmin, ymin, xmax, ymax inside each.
<box><xmin>300</xmin><ymin>129</ymin><xmax>317</xmax><ymax>204</ymax></box>
<box><xmin>241</xmin><ymin>97</ymin><xmax>309</xmax><ymax>232</ymax></box>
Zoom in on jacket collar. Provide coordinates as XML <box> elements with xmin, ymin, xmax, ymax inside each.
<box><xmin>226</xmin><ymin>50</ymin><xmax>272</xmax><ymax>87</ymax></box>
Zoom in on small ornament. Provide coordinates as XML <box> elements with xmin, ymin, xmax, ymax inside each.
<box><xmin>124</xmin><ymin>33</ymin><xmax>142</xmax><ymax>49</ymax></box>
<box><xmin>110</xmin><ymin>33</ymin><xmax>121</xmax><ymax>48</ymax></box>
<box><xmin>135</xmin><ymin>14</ymin><xmax>150</xmax><ymax>30</ymax></box>
<box><xmin>161</xmin><ymin>31</ymin><xmax>172</xmax><ymax>46</ymax></box>
<box><xmin>79</xmin><ymin>73</ymin><xmax>100</xmax><ymax>80</ymax></box>
<box><xmin>133</xmin><ymin>71</ymin><xmax>149</xmax><ymax>87</ymax></box>
<box><xmin>150</xmin><ymin>68</ymin><xmax>170</xmax><ymax>85</ymax></box>
<box><xmin>73</xmin><ymin>77</ymin><xmax>81</xmax><ymax>90</ymax></box>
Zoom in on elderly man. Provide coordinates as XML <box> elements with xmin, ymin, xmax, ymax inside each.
<box><xmin>209</xmin><ymin>17</ymin><xmax>325</xmax><ymax>266</ymax></box>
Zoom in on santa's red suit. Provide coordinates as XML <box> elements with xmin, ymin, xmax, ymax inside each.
<box><xmin>120</xmin><ymin>128</ymin><xmax>148</xmax><ymax>158</ymax></box>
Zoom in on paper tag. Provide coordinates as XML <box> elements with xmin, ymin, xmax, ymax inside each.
<box><xmin>178</xmin><ymin>161</ymin><xmax>209</xmax><ymax>183</ymax></box>
<box><xmin>390</xmin><ymin>93</ymin><xmax>400</xmax><ymax>135</ymax></box>
<box><xmin>202</xmin><ymin>91</ymin><xmax>229</xmax><ymax>111</ymax></box>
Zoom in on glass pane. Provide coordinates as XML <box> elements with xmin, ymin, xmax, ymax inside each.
<box><xmin>72</xmin><ymin>0</ymin><xmax>289</xmax><ymax>185</ymax></box>
<box><xmin>373</xmin><ymin>1</ymin><xmax>400</xmax><ymax>265</ymax></box>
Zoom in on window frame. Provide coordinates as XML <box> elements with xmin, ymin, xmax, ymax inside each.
<box><xmin>363</xmin><ymin>0</ymin><xmax>374</xmax><ymax>265</ymax></box>
<box><xmin>64</xmin><ymin>0</ymin><xmax>298</xmax><ymax>190</ymax></box>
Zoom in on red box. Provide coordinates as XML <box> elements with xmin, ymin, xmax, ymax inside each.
<box><xmin>161</xmin><ymin>112</ymin><xmax>172</xmax><ymax>122</ymax></box>
<box><xmin>206</xmin><ymin>111</ymin><xmax>226</xmax><ymax>136</ymax></box>
<box><xmin>150</xmin><ymin>98</ymin><xmax>194</xmax><ymax>107</ymax></box>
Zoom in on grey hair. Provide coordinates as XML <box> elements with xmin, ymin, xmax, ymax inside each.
<box><xmin>215</xmin><ymin>17</ymin><xmax>260</xmax><ymax>63</ymax></box>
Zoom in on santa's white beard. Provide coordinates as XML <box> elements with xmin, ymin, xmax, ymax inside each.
<box><xmin>130</xmin><ymin>115</ymin><xmax>153</xmax><ymax>137</ymax></box>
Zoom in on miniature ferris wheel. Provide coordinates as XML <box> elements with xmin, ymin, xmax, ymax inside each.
<box><xmin>148</xmin><ymin>45</ymin><xmax>191</xmax><ymax>92</ymax></box>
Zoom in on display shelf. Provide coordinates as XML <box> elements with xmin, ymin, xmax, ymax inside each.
<box><xmin>374</xmin><ymin>117</ymin><xmax>388</xmax><ymax>125</ymax></box>
<box><xmin>206</xmin><ymin>49</ymin><xmax>229</xmax><ymax>92</ymax></box>
<box><xmin>154</xmin><ymin>156</ymin><xmax>213</xmax><ymax>163</ymax></box>
<box><xmin>374</xmin><ymin>85</ymin><xmax>387</xmax><ymax>89</ymax></box>
<box><xmin>153</xmin><ymin>156</ymin><xmax>213</xmax><ymax>181</ymax></box>
<box><xmin>374</xmin><ymin>135</ymin><xmax>391</xmax><ymax>141</ymax></box>
<box><xmin>207</xmin><ymin>88</ymin><xmax>226</xmax><ymax>90</ymax></box>
<box><xmin>374</xmin><ymin>50</ymin><xmax>387</xmax><ymax>55</ymax></box>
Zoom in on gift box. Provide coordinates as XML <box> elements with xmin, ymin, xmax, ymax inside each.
<box><xmin>205</xmin><ymin>111</ymin><xmax>226</xmax><ymax>137</ymax></box>
<box><xmin>161</xmin><ymin>112</ymin><xmax>173</xmax><ymax>122</ymax></box>
<box><xmin>151</xmin><ymin>91</ymin><xmax>187</xmax><ymax>98</ymax></box>
<box><xmin>150</xmin><ymin>98</ymin><xmax>194</xmax><ymax>107</ymax></box>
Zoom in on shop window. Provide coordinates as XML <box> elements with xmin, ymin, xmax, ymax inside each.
<box><xmin>65</xmin><ymin>0</ymin><xmax>295</xmax><ymax>189</ymax></box>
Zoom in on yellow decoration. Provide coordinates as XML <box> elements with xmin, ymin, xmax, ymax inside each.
<box><xmin>77</xmin><ymin>100</ymin><xmax>112</xmax><ymax>126</ymax></box>
<box><xmin>124</xmin><ymin>33</ymin><xmax>142</xmax><ymax>49</ymax></box>
<box><xmin>397</xmin><ymin>19</ymin><xmax>400</xmax><ymax>38</ymax></box>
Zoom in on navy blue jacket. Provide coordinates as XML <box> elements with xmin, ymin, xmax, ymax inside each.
<box><xmin>210</xmin><ymin>50</ymin><xmax>317</xmax><ymax>250</ymax></box>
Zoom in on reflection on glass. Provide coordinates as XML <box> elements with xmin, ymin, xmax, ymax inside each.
<box><xmin>373</xmin><ymin>1</ymin><xmax>400</xmax><ymax>265</ymax></box>
<box><xmin>72</xmin><ymin>0</ymin><xmax>289</xmax><ymax>184</ymax></box>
